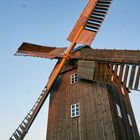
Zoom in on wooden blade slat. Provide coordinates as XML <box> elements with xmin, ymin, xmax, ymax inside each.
<box><xmin>128</xmin><ymin>65</ymin><xmax>136</xmax><ymax>89</ymax></box>
<box><xmin>15</xmin><ymin>42</ymin><xmax>66</xmax><ymax>59</ymax></box>
<box><xmin>107</xmin><ymin>64</ymin><xmax>113</xmax><ymax>83</ymax></box>
<box><xmin>123</xmin><ymin>65</ymin><xmax>129</xmax><ymax>86</ymax></box>
<box><xmin>112</xmin><ymin>64</ymin><xmax>118</xmax><ymax>83</ymax></box>
<box><xmin>119</xmin><ymin>65</ymin><xmax>124</xmax><ymax>82</ymax></box>
<box><xmin>134</xmin><ymin>66</ymin><xmax>140</xmax><ymax>90</ymax></box>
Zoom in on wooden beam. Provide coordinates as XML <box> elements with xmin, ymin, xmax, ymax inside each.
<box><xmin>78</xmin><ymin>48</ymin><xmax>140</xmax><ymax>65</ymax></box>
<box><xmin>119</xmin><ymin>65</ymin><xmax>124</xmax><ymax>82</ymax></box>
<box><xmin>123</xmin><ymin>65</ymin><xmax>129</xmax><ymax>86</ymax></box>
<box><xmin>128</xmin><ymin>65</ymin><xmax>136</xmax><ymax>89</ymax></box>
<box><xmin>134</xmin><ymin>66</ymin><xmax>140</xmax><ymax>90</ymax></box>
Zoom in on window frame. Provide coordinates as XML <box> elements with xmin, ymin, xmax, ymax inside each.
<box><xmin>70</xmin><ymin>73</ymin><xmax>78</xmax><ymax>84</ymax></box>
<box><xmin>71</xmin><ymin>103</ymin><xmax>80</xmax><ymax>118</ymax></box>
<box><xmin>116</xmin><ymin>104</ymin><xmax>122</xmax><ymax>118</ymax></box>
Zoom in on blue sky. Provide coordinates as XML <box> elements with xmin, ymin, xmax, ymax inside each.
<box><xmin>0</xmin><ymin>0</ymin><xmax>140</xmax><ymax>139</ymax></box>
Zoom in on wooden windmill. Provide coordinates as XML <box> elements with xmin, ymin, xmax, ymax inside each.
<box><xmin>9</xmin><ymin>0</ymin><xmax>140</xmax><ymax>140</ymax></box>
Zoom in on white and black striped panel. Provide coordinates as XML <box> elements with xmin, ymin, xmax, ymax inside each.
<box><xmin>85</xmin><ymin>0</ymin><xmax>112</xmax><ymax>32</ymax></box>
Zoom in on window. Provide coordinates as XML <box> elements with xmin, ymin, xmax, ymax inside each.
<box><xmin>71</xmin><ymin>103</ymin><xmax>80</xmax><ymax>118</ymax></box>
<box><xmin>70</xmin><ymin>73</ymin><xmax>78</xmax><ymax>84</ymax></box>
<box><xmin>127</xmin><ymin>114</ymin><xmax>133</xmax><ymax>126</ymax></box>
<box><xmin>116</xmin><ymin>104</ymin><xmax>122</xmax><ymax>118</ymax></box>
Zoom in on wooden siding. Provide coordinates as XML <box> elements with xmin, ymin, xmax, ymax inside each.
<box><xmin>47</xmin><ymin>67</ymin><xmax>115</xmax><ymax>139</ymax></box>
<box><xmin>46</xmin><ymin>61</ymin><xmax>140</xmax><ymax>140</ymax></box>
<box><xmin>107</xmin><ymin>85</ymin><xmax>140</xmax><ymax>140</ymax></box>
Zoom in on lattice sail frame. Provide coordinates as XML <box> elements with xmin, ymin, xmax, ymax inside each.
<box><xmin>68</xmin><ymin>0</ymin><xmax>112</xmax><ymax>45</ymax></box>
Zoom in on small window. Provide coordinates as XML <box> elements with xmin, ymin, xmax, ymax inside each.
<box><xmin>70</xmin><ymin>73</ymin><xmax>78</xmax><ymax>84</ymax></box>
<box><xmin>71</xmin><ymin>103</ymin><xmax>80</xmax><ymax>118</ymax></box>
<box><xmin>127</xmin><ymin>114</ymin><xmax>133</xmax><ymax>126</ymax></box>
<box><xmin>116</xmin><ymin>104</ymin><xmax>122</xmax><ymax>118</ymax></box>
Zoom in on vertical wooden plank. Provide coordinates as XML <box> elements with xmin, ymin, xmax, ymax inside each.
<box><xmin>98</xmin><ymin>63</ymin><xmax>102</xmax><ymax>82</ymax></box>
<box><xmin>103</xmin><ymin>64</ymin><xmax>109</xmax><ymax>83</ymax></box>
<box><xmin>100</xmin><ymin>84</ymin><xmax>116</xmax><ymax>140</ymax></box>
<box><xmin>128</xmin><ymin>65</ymin><xmax>136</xmax><ymax>89</ymax></box>
<box><xmin>123</xmin><ymin>65</ymin><xmax>129</xmax><ymax>86</ymax></box>
<box><xmin>107</xmin><ymin>64</ymin><xmax>113</xmax><ymax>83</ymax></box>
<box><xmin>119</xmin><ymin>65</ymin><xmax>124</xmax><ymax>82</ymax></box>
<box><xmin>101</xmin><ymin>63</ymin><xmax>106</xmax><ymax>82</ymax></box>
<box><xmin>114</xmin><ymin>64</ymin><xmax>118</xmax><ymax>75</ymax></box>
<box><xmin>93</xmin><ymin>62</ymin><xmax>99</xmax><ymax>81</ymax></box>
<box><xmin>94</xmin><ymin>63</ymin><xmax>101</xmax><ymax>82</ymax></box>
<box><xmin>112</xmin><ymin>64</ymin><xmax>118</xmax><ymax>83</ymax></box>
<box><xmin>134</xmin><ymin>66</ymin><xmax>140</xmax><ymax>90</ymax></box>
<box><xmin>77</xmin><ymin>60</ymin><xmax>95</xmax><ymax>81</ymax></box>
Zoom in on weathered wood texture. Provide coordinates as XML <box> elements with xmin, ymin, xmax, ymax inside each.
<box><xmin>107</xmin><ymin>85</ymin><xmax>140</xmax><ymax>140</ymax></box>
<box><xmin>77</xmin><ymin>59</ymin><xmax>140</xmax><ymax>91</ymax></box>
<box><xmin>123</xmin><ymin>93</ymin><xmax>140</xmax><ymax>139</ymax></box>
<box><xmin>78</xmin><ymin>48</ymin><xmax>140</xmax><ymax>65</ymax></box>
<box><xmin>15</xmin><ymin>42</ymin><xmax>66</xmax><ymax>59</ymax></box>
<box><xmin>46</xmin><ymin>61</ymin><xmax>140</xmax><ymax>140</ymax></box>
<box><xmin>77</xmin><ymin>60</ymin><xmax>95</xmax><ymax>81</ymax></box>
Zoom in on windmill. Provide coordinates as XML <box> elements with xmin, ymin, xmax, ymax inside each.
<box><xmin>9</xmin><ymin>0</ymin><xmax>140</xmax><ymax>140</ymax></box>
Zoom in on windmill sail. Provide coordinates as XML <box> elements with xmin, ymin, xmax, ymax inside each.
<box><xmin>9</xmin><ymin>0</ymin><xmax>125</xmax><ymax>139</ymax></box>
<box><xmin>68</xmin><ymin>0</ymin><xmax>112</xmax><ymax>45</ymax></box>
<box><xmin>77</xmin><ymin>48</ymin><xmax>140</xmax><ymax>91</ymax></box>
<box><xmin>15</xmin><ymin>42</ymin><xmax>66</xmax><ymax>59</ymax></box>
<box><xmin>9</xmin><ymin>84</ymin><xmax>50</xmax><ymax>140</ymax></box>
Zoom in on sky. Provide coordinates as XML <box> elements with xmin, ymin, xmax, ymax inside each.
<box><xmin>0</xmin><ymin>0</ymin><xmax>140</xmax><ymax>140</ymax></box>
